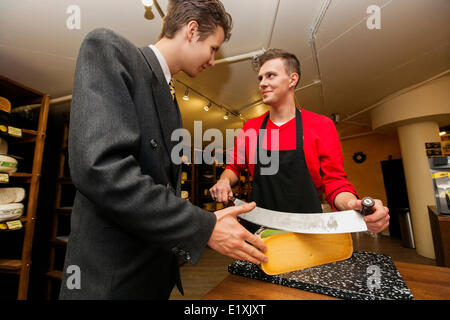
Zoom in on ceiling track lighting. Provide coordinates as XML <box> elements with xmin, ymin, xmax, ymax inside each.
<box><xmin>142</xmin><ymin>0</ymin><xmax>153</xmax><ymax>8</ymax></box>
<box><xmin>175</xmin><ymin>79</ymin><xmax>244</xmax><ymax>121</ymax></box>
<box><xmin>183</xmin><ymin>88</ymin><xmax>190</xmax><ymax>101</ymax></box>
<box><xmin>142</xmin><ymin>0</ymin><xmax>155</xmax><ymax>20</ymax></box>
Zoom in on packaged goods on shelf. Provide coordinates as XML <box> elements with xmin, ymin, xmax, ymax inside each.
<box><xmin>0</xmin><ymin>202</ymin><xmax>24</xmax><ymax>222</ymax></box>
<box><xmin>0</xmin><ymin>154</ymin><xmax>18</xmax><ymax>173</ymax></box>
<box><xmin>0</xmin><ymin>188</ymin><xmax>26</xmax><ymax>204</ymax></box>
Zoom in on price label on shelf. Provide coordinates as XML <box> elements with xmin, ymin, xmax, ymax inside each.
<box><xmin>8</xmin><ymin>126</ymin><xmax>22</xmax><ymax>138</ymax></box>
<box><xmin>6</xmin><ymin>220</ymin><xmax>23</xmax><ymax>230</ymax></box>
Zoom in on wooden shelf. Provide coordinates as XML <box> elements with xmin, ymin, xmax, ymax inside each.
<box><xmin>50</xmin><ymin>236</ymin><xmax>68</xmax><ymax>247</ymax></box>
<box><xmin>0</xmin><ymin>74</ymin><xmax>50</xmax><ymax>300</ymax></box>
<box><xmin>45</xmin><ymin>270</ymin><xmax>62</xmax><ymax>280</ymax></box>
<box><xmin>0</xmin><ymin>217</ymin><xmax>27</xmax><ymax>232</ymax></box>
<box><xmin>57</xmin><ymin>177</ymin><xmax>72</xmax><ymax>184</ymax></box>
<box><xmin>0</xmin><ymin>172</ymin><xmax>34</xmax><ymax>184</ymax></box>
<box><xmin>0</xmin><ymin>129</ymin><xmax>39</xmax><ymax>146</ymax></box>
<box><xmin>9</xmin><ymin>172</ymin><xmax>33</xmax><ymax>178</ymax></box>
<box><xmin>55</xmin><ymin>207</ymin><xmax>72</xmax><ymax>216</ymax></box>
<box><xmin>0</xmin><ymin>128</ymin><xmax>39</xmax><ymax>137</ymax></box>
<box><xmin>0</xmin><ymin>259</ymin><xmax>23</xmax><ymax>274</ymax></box>
<box><xmin>46</xmin><ymin>114</ymin><xmax>74</xmax><ymax>297</ymax></box>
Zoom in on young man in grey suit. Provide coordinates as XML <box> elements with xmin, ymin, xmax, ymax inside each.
<box><xmin>60</xmin><ymin>0</ymin><xmax>267</xmax><ymax>300</ymax></box>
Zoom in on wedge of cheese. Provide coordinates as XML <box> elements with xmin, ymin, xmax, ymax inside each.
<box><xmin>260</xmin><ymin>232</ymin><xmax>353</xmax><ymax>275</ymax></box>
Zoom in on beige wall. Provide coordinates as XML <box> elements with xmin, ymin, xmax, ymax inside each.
<box><xmin>340</xmin><ymin>133</ymin><xmax>402</xmax><ymax>206</ymax></box>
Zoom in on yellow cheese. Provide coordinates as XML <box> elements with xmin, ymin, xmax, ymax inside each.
<box><xmin>260</xmin><ymin>232</ymin><xmax>353</xmax><ymax>275</ymax></box>
<box><xmin>0</xmin><ymin>97</ymin><xmax>11</xmax><ymax>113</ymax></box>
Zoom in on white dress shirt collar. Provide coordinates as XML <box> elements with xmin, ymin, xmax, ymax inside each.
<box><xmin>148</xmin><ymin>44</ymin><xmax>172</xmax><ymax>85</ymax></box>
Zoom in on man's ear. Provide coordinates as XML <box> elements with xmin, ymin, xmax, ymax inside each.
<box><xmin>186</xmin><ymin>20</ymin><xmax>199</xmax><ymax>42</ymax></box>
<box><xmin>289</xmin><ymin>73</ymin><xmax>299</xmax><ymax>89</ymax></box>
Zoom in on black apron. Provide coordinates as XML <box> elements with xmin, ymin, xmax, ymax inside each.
<box><xmin>242</xmin><ymin>108</ymin><xmax>322</xmax><ymax>233</ymax></box>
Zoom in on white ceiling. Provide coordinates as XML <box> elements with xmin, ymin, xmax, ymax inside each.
<box><xmin>1</xmin><ymin>0</ymin><xmax>449</xmax><ymax>136</ymax></box>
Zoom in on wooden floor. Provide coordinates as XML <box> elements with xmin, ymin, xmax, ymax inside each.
<box><xmin>169</xmin><ymin>232</ymin><xmax>436</xmax><ymax>300</ymax></box>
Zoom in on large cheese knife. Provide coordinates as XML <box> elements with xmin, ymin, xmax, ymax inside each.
<box><xmin>234</xmin><ymin>197</ymin><xmax>375</xmax><ymax>234</ymax></box>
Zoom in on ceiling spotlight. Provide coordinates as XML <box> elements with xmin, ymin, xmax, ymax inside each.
<box><xmin>224</xmin><ymin>112</ymin><xmax>229</xmax><ymax>120</ymax></box>
<box><xmin>142</xmin><ymin>0</ymin><xmax>153</xmax><ymax>8</ymax></box>
<box><xmin>142</xmin><ymin>0</ymin><xmax>155</xmax><ymax>20</ymax></box>
<box><xmin>183</xmin><ymin>88</ymin><xmax>189</xmax><ymax>101</ymax></box>
<box><xmin>204</xmin><ymin>103</ymin><xmax>211</xmax><ymax>112</ymax></box>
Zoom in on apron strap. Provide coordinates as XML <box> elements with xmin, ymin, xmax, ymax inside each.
<box><xmin>257</xmin><ymin>108</ymin><xmax>303</xmax><ymax>154</ymax></box>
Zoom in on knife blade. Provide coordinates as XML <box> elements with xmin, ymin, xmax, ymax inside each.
<box><xmin>235</xmin><ymin>198</ymin><xmax>368</xmax><ymax>234</ymax></box>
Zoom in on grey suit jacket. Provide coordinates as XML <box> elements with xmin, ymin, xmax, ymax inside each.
<box><xmin>59</xmin><ymin>28</ymin><xmax>216</xmax><ymax>300</ymax></box>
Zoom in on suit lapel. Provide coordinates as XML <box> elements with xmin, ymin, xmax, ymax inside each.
<box><xmin>138</xmin><ymin>46</ymin><xmax>182</xmax><ymax>187</ymax></box>
<box><xmin>138</xmin><ymin>46</ymin><xmax>181</xmax><ymax>159</ymax></box>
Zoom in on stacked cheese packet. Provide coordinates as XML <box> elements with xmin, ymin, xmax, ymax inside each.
<box><xmin>0</xmin><ymin>188</ymin><xmax>26</xmax><ymax>222</ymax></box>
<box><xmin>0</xmin><ymin>154</ymin><xmax>18</xmax><ymax>174</ymax></box>
<box><xmin>0</xmin><ymin>136</ymin><xmax>25</xmax><ymax>223</ymax></box>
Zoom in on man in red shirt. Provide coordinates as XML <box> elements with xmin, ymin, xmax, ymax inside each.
<box><xmin>210</xmin><ymin>49</ymin><xmax>390</xmax><ymax>234</ymax></box>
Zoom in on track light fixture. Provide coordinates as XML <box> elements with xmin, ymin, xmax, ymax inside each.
<box><xmin>142</xmin><ymin>0</ymin><xmax>155</xmax><ymax>20</ymax></box>
<box><xmin>183</xmin><ymin>88</ymin><xmax>190</xmax><ymax>101</ymax></box>
<box><xmin>142</xmin><ymin>0</ymin><xmax>153</xmax><ymax>7</ymax></box>
<box><xmin>183</xmin><ymin>88</ymin><xmax>189</xmax><ymax>101</ymax></box>
<box><xmin>204</xmin><ymin>103</ymin><xmax>211</xmax><ymax>112</ymax></box>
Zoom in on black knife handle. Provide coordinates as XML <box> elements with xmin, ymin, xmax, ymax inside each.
<box><xmin>360</xmin><ymin>197</ymin><xmax>375</xmax><ymax>216</ymax></box>
<box><xmin>226</xmin><ymin>196</ymin><xmax>236</xmax><ymax>207</ymax></box>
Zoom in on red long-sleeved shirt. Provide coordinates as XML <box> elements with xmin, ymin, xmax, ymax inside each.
<box><xmin>226</xmin><ymin>108</ymin><xmax>358</xmax><ymax>210</ymax></box>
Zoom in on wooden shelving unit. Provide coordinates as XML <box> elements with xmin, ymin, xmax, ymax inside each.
<box><xmin>0</xmin><ymin>75</ymin><xmax>49</xmax><ymax>300</ymax></box>
<box><xmin>45</xmin><ymin>113</ymin><xmax>73</xmax><ymax>299</ymax></box>
<box><xmin>180</xmin><ymin>161</ymin><xmax>195</xmax><ymax>204</ymax></box>
<box><xmin>232</xmin><ymin>168</ymin><xmax>253</xmax><ymax>202</ymax></box>
<box><xmin>193</xmin><ymin>149</ymin><xmax>252</xmax><ymax>211</ymax></box>
<box><xmin>195</xmin><ymin>163</ymin><xmax>218</xmax><ymax>211</ymax></box>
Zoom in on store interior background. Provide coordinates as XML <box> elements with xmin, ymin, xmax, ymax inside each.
<box><xmin>0</xmin><ymin>0</ymin><xmax>449</xmax><ymax>299</ymax></box>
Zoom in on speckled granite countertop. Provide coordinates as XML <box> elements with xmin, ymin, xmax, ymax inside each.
<box><xmin>228</xmin><ymin>251</ymin><xmax>414</xmax><ymax>300</ymax></box>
